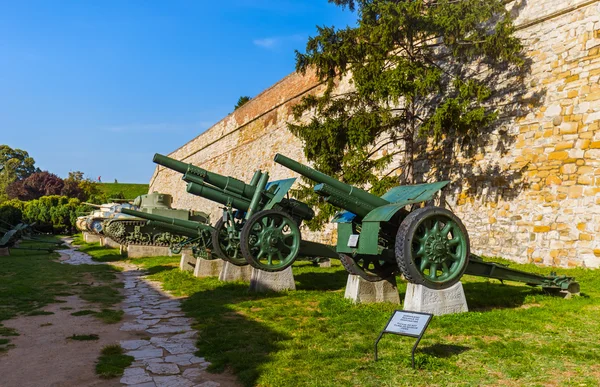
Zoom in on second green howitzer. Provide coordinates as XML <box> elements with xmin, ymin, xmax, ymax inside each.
<box><xmin>154</xmin><ymin>153</ymin><xmax>337</xmax><ymax>271</ymax></box>
<box><xmin>114</xmin><ymin>207</ymin><xmax>215</xmax><ymax>259</ymax></box>
<box><xmin>274</xmin><ymin>153</ymin><xmax>579</xmax><ymax>293</ymax></box>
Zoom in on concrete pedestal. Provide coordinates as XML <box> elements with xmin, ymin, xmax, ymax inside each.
<box><xmin>344</xmin><ymin>275</ymin><xmax>400</xmax><ymax>304</ymax></box>
<box><xmin>120</xmin><ymin>244</ymin><xmax>127</xmax><ymax>256</ymax></box>
<box><xmin>318</xmin><ymin>259</ymin><xmax>331</xmax><ymax>268</ymax></box>
<box><xmin>100</xmin><ymin>236</ymin><xmax>121</xmax><ymax>249</ymax></box>
<box><xmin>249</xmin><ymin>267</ymin><xmax>296</xmax><ymax>292</ymax></box>
<box><xmin>403</xmin><ymin>282</ymin><xmax>468</xmax><ymax>316</ymax></box>
<box><xmin>126</xmin><ymin>245</ymin><xmax>176</xmax><ymax>259</ymax></box>
<box><xmin>218</xmin><ymin>262</ymin><xmax>253</xmax><ymax>282</ymax></box>
<box><xmin>194</xmin><ymin>258</ymin><xmax>225</xmax><ymax>278</ymax></box>
<box><xmin>179</xmin><ymin>250</ymin><xmax>197</xmax><ymax>272</ymax></box>
<box><xmin>83</xmin><ymin>232</ymin><xmax>101</xmax><ymax>244</ymax></box>
<box><xmin>0</xmin><ymin>247</ymin><xmax>9</xmax><ymax>256</ymax></box>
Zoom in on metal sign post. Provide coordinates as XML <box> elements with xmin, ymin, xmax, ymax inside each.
<box><xmin>374</xmin><ymin>310</ymin><xmax>433</xmax><ymax>368</ymax></box>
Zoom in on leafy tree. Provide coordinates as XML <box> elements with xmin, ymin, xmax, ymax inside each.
<box><xmin>7</xmin><ymin>171</ymin><xmax>64</xmax><ymax>201</ymax></box>
<box><xmin>0</xmin><ymin>145</ymin><xmax>39</xmax><ymax>202</ymax></box>
<box><xmin>288</xmin><ymin>0</ymin><xmax>525</xmax><ymax>229</ymax></box>
<box><xmin>61</xmin><ymin>171</ymin><xmax>86</xmax><ymax>200</ymax></box>
<box><xmin>234</xmin><ymin>96</ymin><xmax>252</xmax><ymax>110</ymax></box>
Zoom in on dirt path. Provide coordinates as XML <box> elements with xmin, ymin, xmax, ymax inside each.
<box><xmin>0</xmin><ymin>295</ymin><xmax>129</xmax><ymax>387</ymax></box>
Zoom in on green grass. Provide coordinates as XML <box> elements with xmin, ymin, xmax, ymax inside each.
<box><xmin>96</xmin><ymin>183</ymin><xmax>149</xmax><ymax>200</ymax></box>
<box><xmin>128</xmin><ymin>256</ymin><xmax>598</xmax><ymax>387</ymax></box>
<box><xmin>96</xmin><ymin>344</ymin><xmax>134</xmax><ymax>378</ymax></box>
<box><xmin>68</xmin><ymin>334</ymin><xmax>99</xmax><ymax>341</ymax></box>
<box><xmin>0</xmin><ymin>237</ymin><xmax>124</xmax><ymax>353</ymax></box>
<box><xmin>95</xmin><ymin>309</ymin><xmax>124</xmax><ymax>324</ymax></box>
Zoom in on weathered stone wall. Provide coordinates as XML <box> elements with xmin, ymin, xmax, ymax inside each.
<box><xmin>150</xmin><ymin>0</ymin><xmax>600</xmax><ymax>268</ymax></box>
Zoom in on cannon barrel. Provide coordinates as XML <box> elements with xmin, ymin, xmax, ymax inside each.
<box><xmin>186</xmin><ymin>182</ymin><xmax>252</xmax><ymax>210</ymax></box>
<box><xmin>119</xmin><ymin>208</ymin><xmax>213</xmax><ymax>233</ymax></box>
<box><xmin>81</xmin><ymin>202</ymin><xmax>103</xmax><ymax>208</ymax></box>
<box><xmin>154</xmin><ymin>153</ymin><xmax>258</xmax><ymax>200</ymax></box>
<box><xmin>314</xmin><ymin>183</ymin><xmax>375</xmax><ymax>219</ymax></box>
<box><xmin>274</xmin><ymin>154</ymin><xmax>388</xmax><ymax>216</ymax></box>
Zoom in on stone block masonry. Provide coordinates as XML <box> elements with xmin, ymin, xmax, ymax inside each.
<box><xmin>149</xmin><ymin>0</ymin><xmax>600</xmax><ymax>269</ymax></box>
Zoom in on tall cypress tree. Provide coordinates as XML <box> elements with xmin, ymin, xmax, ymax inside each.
<box><xmin>288</xmin><ymin>0</ymin><xmax>525</xmax><ymax>230</ymax></box>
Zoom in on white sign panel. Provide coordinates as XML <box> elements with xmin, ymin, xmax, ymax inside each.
<box><xmin>385</xmin><ymin>311</ymin><xmax>431</xmax><ymax>337</ymax></box>
<box><xmin>347</xmin><ymin>234</ymin><xmax>359</xmax><ymax>247</ymax></box>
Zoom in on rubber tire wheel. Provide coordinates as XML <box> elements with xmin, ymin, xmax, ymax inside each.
<box><xmin>396</xmin><ymin>206</ymin><xmax>470</xmax><ymax>290</ymax></box>
<box><xmin>339</xmin><ymin>254</ymin><xmax>397</xmax><ymax>282</ymax></box>
<box><xmin>211</xmin><ymin>218</ymin><xmax>248</xmax><ymax>266</ymax></box>
<box><xmin>240</xmin><ymin>209</ymin><xmax>300</xmax><ymax>272</ymax></box>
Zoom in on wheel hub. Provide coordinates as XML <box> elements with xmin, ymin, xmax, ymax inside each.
<box><xmin>261</xmin><ymin>229</ymin><xmax>281</xmax><ymax>253</ymax></box>
<box><xmin>425</xmin><ymin>233</ymin><xmax>450</xmax><ymax>264</ymax></box>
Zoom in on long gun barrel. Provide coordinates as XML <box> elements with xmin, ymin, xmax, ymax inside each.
<box><xmin>154</xmin><ymin>153</ymin><xmax>258</xmax><ymax>200</ymax></box>
<box><xmin>82</xmin><ymin>202</ymin><xmax>103</xmax><ymax>208</ymax></box>
<box><xmin>119</xmin><ymin>208</ymin><xmax>213</xmax><ymax>234</ymax></box>
<box><xmin>273</xmin><ymin>154</ymin><xmax>389</xmax><ymax>218</ymax></box>
<box><xmin>186</xmin><ymin>182</ymin><xmax>252</xmax><ymax>210</ymax></box>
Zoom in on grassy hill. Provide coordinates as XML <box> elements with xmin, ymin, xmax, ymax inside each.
<box><xmin>96</xmin><ymin>183</ymin><xmax>149</xmax><ymax>200</ymax></box>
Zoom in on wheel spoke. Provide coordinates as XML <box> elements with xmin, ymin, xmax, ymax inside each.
<box><xmin>441</xmin><ymin>221</ymin><xmax>453</xmax><ymax>236</ymax></box>
<box><xmin>276</xmin><ymin>251</ymin><xmax>284</xmax><ymax>263</ymax></box>
<box><xmin>415</xmin><ymin>244</ymin><xmax>425</xmax><ymax>257</ymax></box>
<box><xmin>267</xmin><ymin>254</ymin><xmax>273</xmax><ymax>265</ymax></box>
<box><xmin>448</xmin><ymin>237</ymin><xmax>461</xmax><ymax>246</ymax></box>
<box><xmin>429</xmin><ymin>263</ymin><xmax>438</xmax><ymax>279</ymax></box>
<box><xmin>419</xmin><ymin>257</ymin><xmax>429</xmax><ymax>272</ymax></box>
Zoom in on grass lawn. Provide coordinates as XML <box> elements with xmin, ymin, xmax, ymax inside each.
<box><xmin>75</xmin><ymin>237</ymin><xmax>600</xmax><ymax>386</ymax></box>
<box><xmin>96</xmin><ymin>183</ymin><xmax>149</xmax><ymax>200</ymax></box>
<box><xmin>0</xmin><ymin>236</ymin><xmax>124</xmax><ymax>353</ymax></box>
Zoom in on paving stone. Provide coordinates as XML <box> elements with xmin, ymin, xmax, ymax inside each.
<box><xmin>120</xmin><ymin>367</ymin><xmax>153</xmax><ymax>385</ymax></box>
<box><xmin>171</xmin><ymin>331</ymin><xmax>197</xmax><ymax>340</ymax></box>
<box><xmin>197</xmin><ymin>382</ymin><xmax>220</xmax><ymax>387</ymax></box>
<box><xmin>164</xmin><ymin>354</ymin><xmax>193</xmax><ymax>366</ymax></box>
<box><xmin>152</xmin><ymin>375</ymin><xmax>194</xmax><ymax>387</ymax></box>
<box><xmin>146</xmin><ymin>362</ymin><xmax>180</xmax><ymax>375</ymax></box>
<box><xmin>120</xmin><ymin>322</ymin><xmax>150</xmax><ymax>332</ymax></box>
<box><xmin>137</xmin><ymin>319</ymin><xmax>161</xmax><ymax>326</ymax></box>
<box><xmin>127</xmin><ymin>349</ymin><xmax>164</xmax><ymax>360</ymax></box>
<box><xmin>181</xmin><ymin>368</ymin><xmax>203</xmax><ymax>380</ymax></box>
<box><xmin>147</xmin><ymin>326</ymin><xmax>190</xmax><ymax>334</ymax></box>
<box><xmin>129</xmin><ymin>383</ymin><xmax>156</xmax><ymax>387</ymax></box>
<box><xmin>156</xmin><ymin>342</ymin><xmax>198</xmax><ymax>355</ymax></box>
<box><xmin>189</xmin><ymin>356</ymin><xmax>207</xmax><ymax>364</ymax></box>
<box><xmin>120</xmin><ymin>340</ymin><xmax>151</xmax><ymax>350</ymax></box>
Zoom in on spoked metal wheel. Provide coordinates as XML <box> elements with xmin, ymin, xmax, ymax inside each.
<box><xmin>211</xmin><ymin>217</ymin><xmax>247</xmax><ymax>266</ymax></box>
<box><xmin>240</xmin><ymin>209</ymin><xmax>301</xmax><ymax>271</ymax></box>
<box><xmin>339</xmin><ymin>253</ymin><xmax>398</xmax><ymax>282</ymax></box>
<box><xmin>396</xmin><ymin>206</ymin><xmax>470</xmax><ymax>290</ymax></box>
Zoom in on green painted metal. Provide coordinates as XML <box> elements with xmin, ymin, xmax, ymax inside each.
<box><xmin>155</xmin><ymin>153</ymin><xmax>331</xmax><ymax>271</ymax></box>
<box><xmin>274</xmin><ymin>153</ymin><xmax>580</xmax><ymax>293</ymax></box>
<box><xmin>0</xmin><ymin>230</ymin><xmax>17</xmax><ymax>247</ymax></box>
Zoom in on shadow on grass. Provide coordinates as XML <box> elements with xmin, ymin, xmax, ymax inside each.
<box><xmin>181</xmin><ymin>282</ymin><xmax>289</xmax><ymax>387</ymax></box>
<box><xmin>294</xmin><ymin>270</ymin><xmax>349</xmax><ymax>291</ymax></box>
<box><xmin>420</xmin><ymin>343</ymin><xmax>471</xmax><ymax>358</ymax></box>
<box><xmin>463</xmin><ymin>280</ymin><xmax>543</xmax><ymax>311</ymax></box>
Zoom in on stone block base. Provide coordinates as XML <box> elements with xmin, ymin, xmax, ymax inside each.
<box><xmin>195</xmin><ymin>258</ymin><xmax>224</xmax><ymax>278</ymax></box>
<box><xmin>344</xmin><ymin>275</ymin><xmax>400</xmax><ymax>304</ymax></box>
<box><xmin>403</xmin><ymin>282</ymin><xmax>468</xmax><ymax>316</ymax></box>
<box><xmin>100</xmin><ymin>236</ymin><xmax>121</xmax><ymax>249</ymax></box>
<box><xmin>83</xmin><ymin>232</ymin><xmax>100</xmax><ymax>244</ymax></box>
<box><xmin>126</xmin><ymin>245</ymin><xmax>176</xmax><ymax>258</ymax></box>
<box><xmin>318</xmin><ymin>259</ymin><xmax>331</xmax><ymax>268</ymax></box>
<box><xmin>0</xmin><ymin>247</ymin><xmax>9</xmax><ymax>256</ymax></box>
<box><xmin>249</xmin><ymin>267</ymin><xmax>296</xmax><ymax>292</ymax></box>
<box><xmin>218</xmin><ymin>262</ymin><xmax>253</xmax><ymax>282</ymax></box>
<box><xmin>179</xmin><ymin>250</ymin><xmax>196</xmax><ymax>271</ymax></box>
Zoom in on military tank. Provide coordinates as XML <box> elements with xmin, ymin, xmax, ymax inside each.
<box><xmin>102</xmin><ymin>192</ymin><xmax>211</xmax><ymax>252</ymax></box>
<box><xmin>80</xmin><ymin>202</ymin><xmax>134</xmax><ymax>235</ymax></box>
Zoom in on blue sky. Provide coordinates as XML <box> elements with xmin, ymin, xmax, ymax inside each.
<box><xmin>0</xmin><ymin>1</ymin><xmax>356</xmax><ymax>183</ymax></box>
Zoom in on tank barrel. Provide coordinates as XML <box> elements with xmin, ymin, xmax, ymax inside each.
<box><xmin>274</xmin><ymin>154</ymin><xmax>388</xmax><ymax>214</ymax></box>
<box><xmin>154</xmin><ymin>153</ymin><xmax>257</xmax><ymax>199</ymax></box>
<box><xmin>81</xmin><ymin>202</ymin><xmax>103</xmax><ymax>208</ymax></box>
<box><xmin>119</xmin><ymin>208</ymin><xmax>213</xmax><ymax>233</ymax></box>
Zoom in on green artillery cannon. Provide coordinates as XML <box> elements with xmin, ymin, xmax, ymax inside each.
<box><xmin>113</xmin><ymin>207</ymin><xmax>215</xmax><ymax>259</ymax></box>
<box><xmin>154</xmin><ymin>154</ymin><xmax>338</xmax><ymax>270</ymax></box>
<box><xmin>274</xmin><ymin>154</ymin><xmax>579</xmax><ymax>293</ymax></box>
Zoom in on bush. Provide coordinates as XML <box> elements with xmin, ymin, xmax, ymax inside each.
<box><xmin>0</xmin><ymin>195</ymin><xmax>86</xmax><ymax>233</ymax></box>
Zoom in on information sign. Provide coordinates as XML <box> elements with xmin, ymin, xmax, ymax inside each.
<box><xmin>374</xmin><ymin>310</ymin><xmax>433</xmax><ymax>368</ymax></box>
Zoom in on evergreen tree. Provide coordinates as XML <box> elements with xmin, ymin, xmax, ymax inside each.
<box><xmin>234</xmin><ymin>96</ymin><xmax>252</xmax><ymax>110</ymax></box>
<box><xmin>288</xmin><ymin>0</ymin><xmax>525</xmax><ymax>229</ymax></box>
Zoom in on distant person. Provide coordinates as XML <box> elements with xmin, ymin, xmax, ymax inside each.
<box><xmin>114</xmin><ymin>178</ymin><xmax>118</xmax><ymax>184</ymax></box>
<box><xmin>98</xmin><ymin>176</ymin><xmax>101</xmax><ymax>183</ymax></box>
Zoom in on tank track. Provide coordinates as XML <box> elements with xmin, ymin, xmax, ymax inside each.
<box><xmin>104</xmin><ymin>220</ymin><xmax>186</xmax><ymax>247</ymax></box>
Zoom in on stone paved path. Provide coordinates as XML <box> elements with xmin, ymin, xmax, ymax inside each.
<box><xmin>60</xmin><ymin>238</ymin><xmax>226</xmax><ymax>387</ymax></box>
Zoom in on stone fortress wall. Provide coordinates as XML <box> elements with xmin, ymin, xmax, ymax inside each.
<box><xmin>149</xmin><ymin>0</ymin><xmax>600</xmax><ymax>268</ymax></box>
